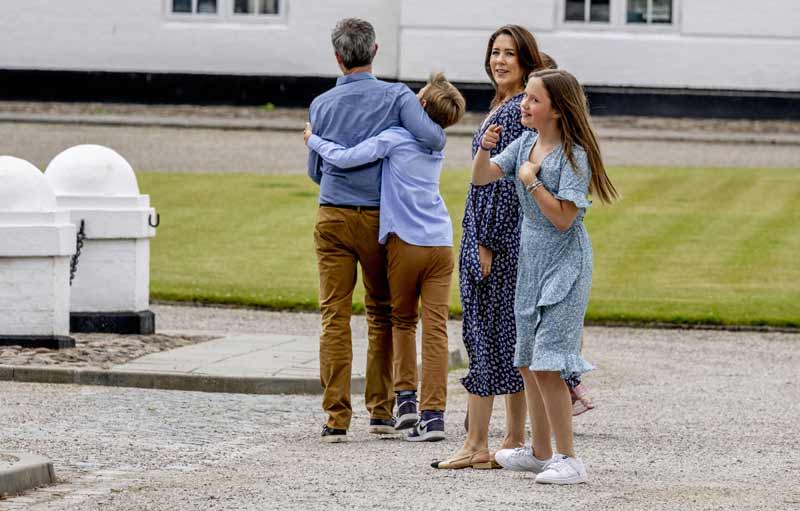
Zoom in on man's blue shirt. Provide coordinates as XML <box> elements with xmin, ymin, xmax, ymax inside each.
<box><xmin>307</xmin><ymin>72</ymin><xmax>446</xmax><ymax>207</ymax></box>
<box><xmin>307</xmin><ymin>127</ymin><xmax>452</xmax><ymax>248</ymax></box>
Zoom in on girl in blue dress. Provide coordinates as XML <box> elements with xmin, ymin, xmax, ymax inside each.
<box><xmin>473</xmin><ymin>69</ymin><xmax>618</xmax><ymax>484</ymax></box>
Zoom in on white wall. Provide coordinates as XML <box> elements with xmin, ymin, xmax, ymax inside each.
<box><xmin>401</xmin><ymin>0</ymin><xmax>557</xmax><ymax>31</ymax></box>
<box><xmin>1</xmin><ymin>0</ymin><xmax>798</xmax><ymax>91</ymax></box>
<box><xmin>398</xmin><ymin>0</ymin><xmax>800</xmax><ymax>91</ymax></box>
<box><xmin>682</xmin><ymin>0</ymin><xmax>800</xmax><ymax>38</ymax></box>
<box><xmin>0</xmin><ymin>0</ymin><xmax>401</xmax><ymax>77</ymax></box>
<box><xmin>400</xmin><ymin>29</ymin><xmax>800</xmax><ymax>90</ymax></box>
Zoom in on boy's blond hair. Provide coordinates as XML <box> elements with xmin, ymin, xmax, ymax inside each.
<box><xmin>420</xmin><ymin>73</ymin><xmax>466</xmax><ymax>129</ymax></box>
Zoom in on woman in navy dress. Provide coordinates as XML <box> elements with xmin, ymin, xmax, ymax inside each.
<box><xmin>433</xmin><ymin>25</ymin><xmax>545</xmax><ymax>470</ymax></box>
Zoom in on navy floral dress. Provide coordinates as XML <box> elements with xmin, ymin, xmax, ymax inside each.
<box><xmin>459</xmin><ymin>93</ymin><xmax>530</xmax><ymax>396</ymax></box>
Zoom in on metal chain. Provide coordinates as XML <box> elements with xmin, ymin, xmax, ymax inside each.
<box><xmin>69</xmin><ymin>220</ymin><xmax>86</xmax><ymax>286</ymax></box>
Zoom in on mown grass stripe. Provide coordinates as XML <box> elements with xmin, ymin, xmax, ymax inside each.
<box><xmin>138</xmin><ymin>167</ymin><xmax>800</xmax><ymax>327</ymax></box>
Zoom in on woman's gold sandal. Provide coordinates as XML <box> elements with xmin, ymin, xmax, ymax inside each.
<box><xmin>431</xmin><ymin>449</ymin><xmax>499</xmax><ymax>470</ymax></box>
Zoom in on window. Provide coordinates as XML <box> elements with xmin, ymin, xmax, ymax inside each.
<box><xmin>233</xmin><ymin>0</ymin><xmax>279</xmax><ymax>15</ymax></box>
<box><xmin>172</xmin><ymin>0</ymin><xmax>218</xmax><ymax>14</ymax></box>
<box><xmin>627</xmin><ymin>0</ymin><xmax>672</xmax><ymax>24</ymax></box>
<box><xmin>169</xmin><ymin>0</ymin><xmax>281</xmax><ymax>18</ymax></box>
<box><xmin>565</xmin><ymin>0</ymin><xmax>610</xmax><ymax>23</ymax></box>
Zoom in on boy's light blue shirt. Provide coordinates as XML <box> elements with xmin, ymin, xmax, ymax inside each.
<box><xmin>307</xmin><ymin>72</ymin><xmax>446</xmax><ymax>207</ymax></box>
<box><xmin>307</xmin><ymin>127</ymin><xmax>453</xmax><ymax>247</ymax></box>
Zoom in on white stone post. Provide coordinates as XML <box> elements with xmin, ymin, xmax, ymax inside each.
<box><xmin>44</xmin><ymin>145</ymin><xmax>157</xmax><ymax>334</ymax></box>
<box><xmin>0</xmin><ymin>156</ymin><xmax>76</xmax><ymax>349</ymax></box>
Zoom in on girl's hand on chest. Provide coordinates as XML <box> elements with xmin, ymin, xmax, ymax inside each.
<box><xmin>519</xmin><ymin>161</ymin><xmax>540</xmax><ymax>187</ymax></box>
<box><xmin>525</xmin><ymin>142</ymin><xmax>559</xmax><ymax>187</ymax></box>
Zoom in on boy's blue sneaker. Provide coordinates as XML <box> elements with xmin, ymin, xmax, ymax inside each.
<box><xmin>395</xmin><ymin>391</ymin><xmax>418</xmax><ymax>431</ymax></box>
<box><xmin>405</xmin><ymin>411</ymin><xmax>445</xmax><ymax>442</ymax></box>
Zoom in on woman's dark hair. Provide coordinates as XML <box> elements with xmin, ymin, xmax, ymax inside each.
<box><xmin>484</xmin><ymin>25</ymin><xmax>544</xmax><ymax>108</ymax></box>
<box><xmin>540</xmin><ymin>51</ymin><xmax>558</xmax><ymax>70</ymax></box>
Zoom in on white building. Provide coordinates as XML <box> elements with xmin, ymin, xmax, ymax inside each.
<box><xmin>1</xmin><ymin>0</ymin><xmax>798</xmax><ymax>114</ymax></box>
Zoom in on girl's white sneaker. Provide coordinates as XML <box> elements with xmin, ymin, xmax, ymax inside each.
<box><xmin>534</xmin><ymin>454</ymin><xmax>588</xmax><ymax>484</ymax></box>
<box><xmin>494</xmin><ymin>446</ymin><xmax>550</xmax><ymax>473</ymax></box>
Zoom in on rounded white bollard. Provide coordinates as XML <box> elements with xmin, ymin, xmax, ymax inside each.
<box><xmin>45</xmin><ymin>144</ymin><xmax>140</xmax><ymax>197</ymax></box>
<box><xmin>0</xmin><ymin>157</ymin><xmax>57</xmax><ymax>211</ymax></box>
<box><xmin>0</xmin><ymin>156</ymin><xmax>76</xmax><ymax>349</ymax></box>
<box><xmin>44</xmin><ymin>145</ymin><xmax>157</xmax><ymax>334</ymax></box>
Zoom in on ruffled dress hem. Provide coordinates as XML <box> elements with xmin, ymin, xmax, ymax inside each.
<box><xmin>460</xmin><ymin>375</ymin><xmax>525</xmax><ymax>397</ymax></box>
<box><xmin>528</xmin><ymin>353</ymin><xmax>594</xmax><ymax>379</ymax></box>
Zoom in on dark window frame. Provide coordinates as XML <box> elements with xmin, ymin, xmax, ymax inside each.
<box><xmin>626</xmin><ymin>0</ymin><xmax>674</xmax><ymax>25</ymax></box>
<box><xmin>564</xmin><ymin>0</ymin><xmax>611</xmax><ymax>23</ymax></box>
<box><xmin>167</xmin><ymin>0</ymin><xmax>284</xmax><ymax>20</ymax></box>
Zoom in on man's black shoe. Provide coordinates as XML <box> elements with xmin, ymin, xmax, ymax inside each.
<box><xmin>369</xmin><ymin>417</ymin><xmax>397</xmax><ymax>435</ymax></box>
<box><xmin>321</xmin><ymin>425</ymin><xmax>348</xmax><ymax>443</ymax></box>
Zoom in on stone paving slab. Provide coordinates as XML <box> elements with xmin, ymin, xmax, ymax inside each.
<box><xmin>0</xmin><ymin>453</ymin><xmax>56</xmax><ymax>499</ymax></box>
<box><xmin>0</xmin><ymin>331</ymin><xmax>466</xmax><ymax>396</ymax></box>
<box><xmin>0</xmin><ymin>306</ymin><xmax>469</xmax><ymax>396</ymax></box>
<box><xmin>112</xmin><ymin>333</ymin><xmax>466</xmax><ymax>384</ymax></box>
<box><xmin>113</xmin><ymin>334</ymin><xmax>368</xmax><ymax>378</ymax></box>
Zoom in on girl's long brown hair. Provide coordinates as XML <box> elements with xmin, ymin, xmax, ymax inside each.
<box><xmin>530</xmin><ymin>69</ymin><xmax>619</xmax><ymax>204</ymax></box>
<box><xmin>485</xmin><ymin>25</ymin><xmax>545</xmax><ymax>109</ymax></box>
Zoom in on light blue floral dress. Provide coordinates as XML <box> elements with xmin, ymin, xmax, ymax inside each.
<box><xmin>491</xmin><ymin>131</ymin><xmax>595</xmax><ymax>377</ymax></box>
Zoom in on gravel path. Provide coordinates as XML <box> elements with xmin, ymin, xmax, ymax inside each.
<box><xmin>3</xmin><ymin>121</ymin><xmax>798</xmax><ymax>173</ymax></box>
<box><xmin>2</xmin><ymin>102</ymin><xmax>798</xmax><ymax>171</ymax></box>
<box><xmin>1</xmin><ymin>318</ymin><xmax>798</xmax><ymax>510</ymax></box>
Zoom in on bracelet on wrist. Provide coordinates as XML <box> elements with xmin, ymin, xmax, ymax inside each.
<box><xmin>480</xmin><ymin>143</ymin><xmax>492</xmax><ymax>152</ymax></box>
<box><xmin>525</xmin><ymin>179</ymin><xmax>543</xmax><ymax>194</ymax></box>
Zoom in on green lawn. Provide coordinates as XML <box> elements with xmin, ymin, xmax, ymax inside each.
<box><xmin>139</xmin><ymin>167</ymin><xmax>800</xmax><ymax>327</ymax></box>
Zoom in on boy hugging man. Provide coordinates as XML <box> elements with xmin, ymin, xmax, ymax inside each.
<box><xmin>304</xmin><ymin>73</ymin><xmax>465</xmax><ymax>441</ymax></box>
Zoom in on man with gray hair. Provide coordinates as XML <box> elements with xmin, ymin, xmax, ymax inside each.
<box><xmin>308</xmin><ymin>17</ymin><xmax>446</xmax><ymax>443</ymax></box>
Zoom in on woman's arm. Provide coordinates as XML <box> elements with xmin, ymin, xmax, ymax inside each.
<box><xmin>472</xmin><ymin>125</ymin><xmax>505</xmax><ymax>185</ymax></box>
<box><xmin>518</xmin><ymin>162</ymin><xmax>580</xmax><ymax>232</ymax></box>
